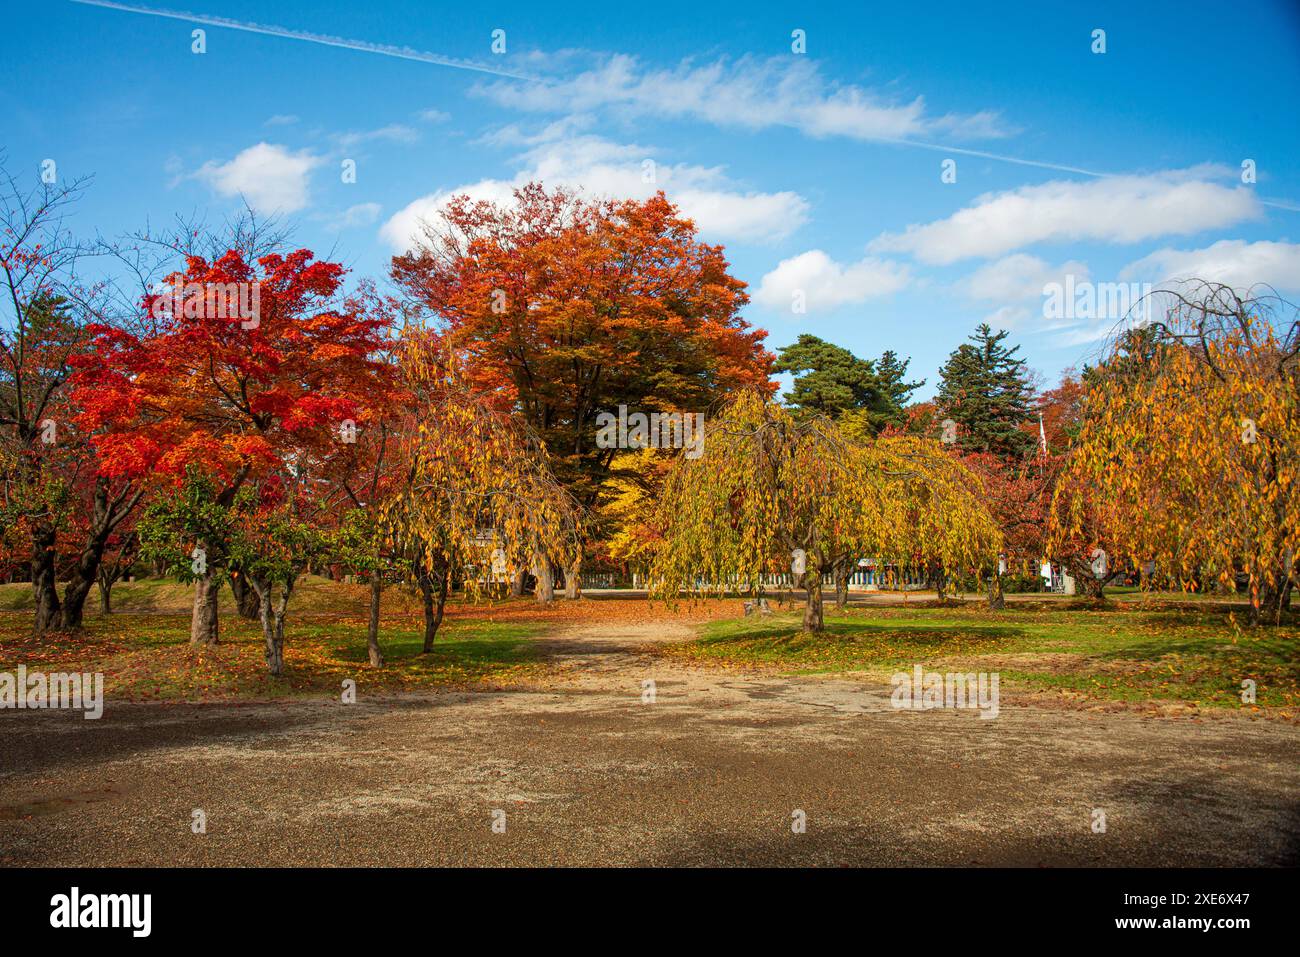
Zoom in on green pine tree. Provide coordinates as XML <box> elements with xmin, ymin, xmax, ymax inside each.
<box><xmin>935</xmin><ymin>323</ymin><xmax>1035</xmax><ymax>458</ymax></box>
<box><xmin>774</xmin><ymin>334</ymin><xmax>922</xmax><ymax>435</ymax></box>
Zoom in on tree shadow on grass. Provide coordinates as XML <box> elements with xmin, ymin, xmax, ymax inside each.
<box><xmin>325</xmin><ymin>626</ymin><xmax>543</xmax><ymax>672</ymax></box>
<box><xmin>689</xmin><ymin>619</ymin><xmax>1028</xmax><ymax>668</ymax></box>
<box><xmin>1094</xmin><ymin>630</ymin><xmax>1297</xmax><ymax>663</ymax></box>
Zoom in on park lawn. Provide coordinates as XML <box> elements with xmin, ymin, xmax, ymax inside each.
<box><xmin>0</xmin><ymin>574</ymin><xmax>426</xmax><ymax>616</ymax></box>
<box><xmin>664</xmin><ymin>599</ymin><xmax>1300</xmax><ymax>711</ymax></box>
<box><xmin>0</xmin><ymin>577</ymin><xmax>746</xmax><ymax>703</ymax></box>
<box><xmin>0</xmin><ymin>595</ymin><xmax>551</xmax><ymax>701</ymax></box>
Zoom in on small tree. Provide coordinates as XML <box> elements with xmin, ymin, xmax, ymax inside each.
<box><xmin>651</xmin><ymin>392</ymin><xmax>1000</xmax><ymax>631</ymax></box>
<box><xmin>137</xmin><ymin>470</ymin><xmax>241</xmax><ymax>643</ymax></box>
<box><xmin>234</xmin><ymin>494</ymin><xmax>328</xmax><ymax>677</ymax></box>
<box><xmin>1056</xmin><ymin>284</ymin><xmax>1298</xmax><ymax>622</ymax></box>
<box><xmin>380</xmin><ymin>334</ymin><xmax>582</xmax><ymax>653</ymax></box>
<box><xmin>331</xmin><ymin>507</ymin><xmax>407</xmax><ymax>667</ymax></box>
<box><xmin>936</xmin><ymin>323</ymin><xmax>1036</xmax><ymax>458</ymax></box>
<box><xmin>95</xmin><ymin>526</ymin><xmax>138</xmax><ymax>614</ymax></box>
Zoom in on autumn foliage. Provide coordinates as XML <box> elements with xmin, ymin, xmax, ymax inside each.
<box><xmin>6</xmin><ymin>160</ymin><xmax>1297</xmax><ymax>693</ymax></box>
<box><xmin>651</xmin><ymin>392</ymin><xmax>1001</xmax><ymax>631</ymax></box>
<box><xmin>391</xmin><ymin>184</ymin><xmax>774</xmax><ymax>506</ymax></box>
<box><xmin>73</xmin><ymin>249</ymin><xmax>393</xmax><ymax>484</ymax></box>
<box><xmin>1054</xmin><ymin>286</ymin><xmax>1299</xmax><ymax>621</ymax></box>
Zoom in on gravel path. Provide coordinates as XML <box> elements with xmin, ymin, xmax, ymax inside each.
<box><xmin>1</xmin><ymin>621</ymin><xmax>1297</xmax><ymax>866</ymax></box>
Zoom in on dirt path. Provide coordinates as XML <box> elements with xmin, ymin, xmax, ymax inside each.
<box><xmin>1</xmin><ymin>620</ymin><xmax>1297</xmax><ymax>867</ymax></box>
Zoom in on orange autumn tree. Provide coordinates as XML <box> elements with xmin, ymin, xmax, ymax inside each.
<box><xmin>1053</xmin><ymin>284</ymin><xmax>1299</xmax><ymax>622</ymax></box>
<box><xmin>390</xmin><ymin>184</ymin><xmax>774</xmax><ymax>525</ymax></box>
<box><xmin>651</xmin><ymin>392</ymin><xmax>1000</xmax><ymax>631</ymax></box>
<box><xmin>73</xmin><ymin>248</ymin><xmax>393</xmax><ymax>645</ymax></box>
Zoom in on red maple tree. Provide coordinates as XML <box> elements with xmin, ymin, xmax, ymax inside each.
<box><xmin>72</xmin><ymin>248</ymin><xmax>394</xmax><ymax>643</ymax></box>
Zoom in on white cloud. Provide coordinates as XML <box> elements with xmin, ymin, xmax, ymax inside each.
<box><xmin>322</xmin><ymin>202</ymin><xmax>382</xmax><ymax>231</ymax></box>
<box><xmin>416</xmin><ymin>108</ymin><xmax>450</xmax><ymax>124</ymax></box>
<box><xmin>381</xmin><ymin>180</ymin><xmax>518</xmax><ymax>252</ymax></box>
<box><xmin>476</xmin><ymin>114</ymin><xmax>595</xmax><ymax>149</ymax></box>
<box><xmin>1121</xmin><ymin>239</ymin><xmax>1300</xmax><ymax>293</ymax></box>
<box><xmin>674</xmin><ymin>190</ymin><xmax>807</xmax><ymax>243</ymax></box>
<box><xmin>753</xmin><ymin>250</ymin><xmax>911</xmax><ymax>314</ymax></box>
<box><xmin>194</xmin><ymin>143</ymin><xmax>322</xmax><ymax>215</ymax></box>
<box><xmin>871</xmin><ymin>171</ymin><xmax>1262</xmax><ymax>265</ymax></box>
<box><xmin>961</xmin><ymin>254</ymin><xmax>1091</xmax><ymax>329</ymax></box>
<box><xmin>475</xmin><ymin>54</ymin><xmax>1013</xmax><ymax>142</ymax></box>
<box><xmin>380</xmin><ymin>132</ymin><xmax>808</xmax><ymax>250</ymax></box>
<box><xmin>335</xmin><ymin>124</ymin><xmax>419</xmax><ymax>148</ymax></box>
<box><xmin>980</xmin><ymin>304</ymin><xmax>1034</xmax><ymax>330</ymax></box>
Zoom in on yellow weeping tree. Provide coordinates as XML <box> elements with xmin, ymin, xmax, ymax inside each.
<box><xmin>650</xmin><ymin>391</ymin><xmax>1000</xmax><ymax>631</ymax></box>
<box><xmin>380</xmin><ymin>332</ymin><xmax>582</xmax><ymax>658</ymax></box>
<box><xmin>1054</xmin><ymin>283</ymin><xmax>1298</xmax><ymax>624</ymax></box>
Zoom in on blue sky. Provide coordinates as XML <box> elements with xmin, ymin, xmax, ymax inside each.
<box><xmin>5</xmin><ymin>0</ymin><xmax>1300</xmax><ymax>396</ymax></box>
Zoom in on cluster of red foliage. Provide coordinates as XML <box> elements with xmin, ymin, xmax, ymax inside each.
<box><xmin>73</xmin><ymin>249</ymin><xmax>394</xmax><ymax>488</ymax></box>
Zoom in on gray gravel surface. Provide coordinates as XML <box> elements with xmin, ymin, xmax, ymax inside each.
<box><xmin>1</xmin><ymin>622</ymin><xmax>1297</xmax><ymax>866</ymax></box>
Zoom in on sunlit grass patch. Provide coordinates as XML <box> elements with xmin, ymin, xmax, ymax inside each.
<box><xmin>0</xmin><ymin>609</ymin><xmax>549</xmax><ymax>701</ymax></box>
<box><xmin>665</xmin><ymin>602</ymin><xmax>1299</xmax><ymax>710</ymax></box>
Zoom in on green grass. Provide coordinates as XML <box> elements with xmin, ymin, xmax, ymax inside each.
<box><xmin>665</xmin><ymin>601</ymin><xmax>1300</xmax><ymax>710</ymax></box>
<box><xmin>0</xmin><ymin>582</ymin><xmax>549</xmax><ymax>700</ymax></box>
<box><xmin>5</xmin><ymin>578</ymin><xmax>1296</xmax><ymax>711</ymax></box>
<box><xmin>0</xmin><ymin>575</ymin><xmax>424</xmax><ymax>615</ymax></box>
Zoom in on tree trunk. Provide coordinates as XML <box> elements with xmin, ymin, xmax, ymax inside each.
<box><xmin>564</xmin><ymin>558</ymin><xmax>582</xmax><ymax>600</ymax></box>
<box><xmin>59</xmin><ymin>574</ymin><xmax>96</xmax><ymax>631</ymax></box>
<box><xmin>986</xmin><ymin>572</ymin><xmax>1006</xmax><ymax>610</ymax></box>
<box><xmin>418</xmin><ymin>574</ymin><xmax>436</xmax><ymax>648</ymax></box>
<box><xmin>31</xmin><ymin>524</ymin><xmax>62</xmax><ymax>634</ymax></box>
<box><xmin>1278</xmin><ymin>548</ymin><xmax>1295</xmax><ymax>620</ymax></box>
<box><xmin>1249</xmin><ymin>581</ymin><xmax>1286</xmax><ymax>626</ymax></box>
<box><xmin>97</xmin><ymin>571</ymin><xmax>113</xmax><ymax>615</ymax></box>
<box><xmin>60</xmin><ymin>529</ymin><xmax>109</xmax><ymax>631</ymax></box>
<box><xmin>419</xmin><ymin>563</ymin><xmax>451</xmax><ymax>652</ymax></box>
<box><xmin>534</xmin><ymin>558</ymin><xmax>554</xmax><ymax>604</ymax></box>
<box><xmin>1078</xmin><ymin>566</ymin><xmax>1108</xmax><ymax>603</ymax></box>
<box><xmin>833</xmin><ymin>558</ymin><xmax>850</xmax><ymax>611</ymax></box>
<box><xmin>261</xmin><ymin>602</ymin><xmax>285</xmax><ymax>677</ymax></box>
<box><xmin>509</xmin><ymin>567</ymin><xmax>526</xmax><ymax>598</ymax></box>
<box><xmin>802</xmin><ymin>566</ymin><xmax>824</xmax><ymax>632</ymax></box>
<box><xmin>190</xmin><ymin>571</ymin><xmax>220</xmax><ymax>646</ymax></box>
<box><xmin>57</xmin><ymin>479</ymin><xmax>138</xmax><ymax>632</ymax></box>
<box><xmin>229</xmin><ymin>572</ymin><xmax>260</xmax><ymax>620</ymax></box>
<box><xmin>366</xmin><ymin>576</ymin><xmax>384</xmax><ymax>667</ymax></box>
<box><xmin>928</xmin><ymin>563</ymin><xmax>952</xmax><ymax>604</ymax></box>
<box><xmin>251</xmin><ymin>576</ymin><xmax>293</xmax><ymax>677</ymax></box>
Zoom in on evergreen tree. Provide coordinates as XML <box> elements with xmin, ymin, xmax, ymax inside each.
<box><xmin>774</xmin><ymin>334</ymin><xmax>922</xmax><ymax>435</ymax></box>
<box><xmin>935</xmin><ymin>323</ymin><xmax>1035</xmax><ymax>458</ymax></box>
<box><xmin>874</xmin><ymin>350</ymin><xmax>923</xmax><ymax>424</ymax></box>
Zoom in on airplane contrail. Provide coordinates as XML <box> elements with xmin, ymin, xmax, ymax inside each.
<box><xmin>870</xmin><ymin>136</ymin><xmax>1300</xmax><ymax>212</ymax></box>
<box><xmin>68</xmin><ymin>0</ymin><xmax>538</xmax><ymax>81</ymax></box>
<box><xmin>67</xmin><ymin>0</ymin><xmax>1299</xmax><ymax>212</ymax></box>
<box><xmin>871</xmin><ymin>136</ymin><xmax>1110</xmax><ymax>179</ymax></box>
